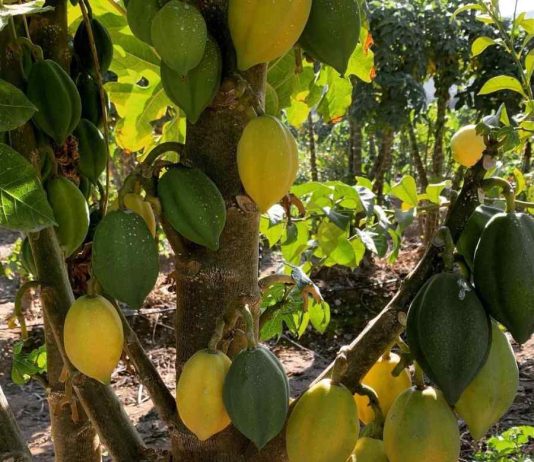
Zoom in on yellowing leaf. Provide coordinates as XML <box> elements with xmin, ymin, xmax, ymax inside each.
<box><xmin>479</xmin><ymin>75</ymin><xmax>526</xmax><ymax>97</ymax></box>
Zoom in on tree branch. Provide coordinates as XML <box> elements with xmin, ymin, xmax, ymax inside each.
<box><xmin>0</xmin><ymin>385</ymin><xmax>32</xmax><ymax>462</ymax></box>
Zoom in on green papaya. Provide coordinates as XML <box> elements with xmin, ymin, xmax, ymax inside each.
<box><xmin>474</xmin><ymin>212</ymin><xmax>534</xmax><ymax>344</ymax></box>
<box><xmin>158</xmin><ymin>166</ymin><xmax>226</xmax><ymax>251</ymax></box>
<box><xmin>21</xmin><ymin>238</ymin><xmax>36</xmax><ymax>276</ymax></box>
<box><xmin>27</xmin><ymin>60</ymin><xmax>82</xmax><ymax>145</ymax></box>
<box><xmin>223</xmin><ymin>346</ymin><xmax>289</xmax><ymax>449</ymax></box>
<box><xmin>74</xmin><ymin>119</ymin><xmax>107</xmax><ymax>182</ymax></box>
<box><xmin>299</xmin><ymin>0</ymin><xmax>361</xmax><ymax>75</ymax></box>
<box><xmin>455</xmin><ymin>321</ymin><xmax>519</xmax><ymax>440</ymax></box>
<box><xmin>160</xmin><ymin>36</ymin><xmax>222</xmax><ymax>124</ymax></box>
<box><xmin>127</xmin><ymin>0</ymin><xmax>160</xmax><ymax>45</ymax></box>
<box><xmin>73</xmin><ymin>18</ymin><xmax>114</xmax><ymax>74</ymax></box>
<box><xmin>406</xmin><ymin>272</ymin><xmax>491</xmax><ymax>405</ymax></box>
<box><xmin>78</xmin><ymin>175</ymin><xmax>92</xmax><ymax>199</ymax></box>
<box><xmin>151</xmin><ymin>0</ymin><xmax>207</xmax><ymax>75</ymax></box>
<box><xmin>92</xmin><ymin>210</ymin><xmax>159</xmax><ymax>308</ymax></box>
<box><xmin>456</xmin><ymin>205</ymin><xmax>501</xmax><ymax>270</ymax></box>
<box><xmin>46</xmin><ymin>177</ymin><xmax>90</xmax><ymax>257</ymax></box>
<box><xmin>76</xmin><ymin>73</ymin><xmax>105</xmax><ymax>127</ymax></box>
<box><xmin>264</xmin><ymin>83</ymin><xmax>280</xmax><ymax>116</ymax></box>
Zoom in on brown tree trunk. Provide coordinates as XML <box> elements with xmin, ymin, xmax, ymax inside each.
<box><xmin>372</xmin><ymin>129</ymin><xmax>394</xmax><ymax>202</ymax></box>
<box><xmin>308</xmin><ymin>113</ymin><xmax>319</xmax><ymax>181</ymax></box>
<box><xmin>523</xmin><ymin>140</ymin><xmax>532</xmax><ymax>173</ymax></box>
<box><xmin>0</xmin><ymin>385</ymin><xmax>32</xmax><ymax>461</ymax></box>
<box><xmin>408</xmin><ymin>121</ymin><xmax>428</xmax><ymax>188</ymax></box>
<box><xmin>431</xmin><ymin>84</ymin><xmax>450</xmax><ymax>179</ymax></box>
<box><xmin>348</xmin><ymin>117</ymin><xmax>363</xmax><ymax>182</ymax></box>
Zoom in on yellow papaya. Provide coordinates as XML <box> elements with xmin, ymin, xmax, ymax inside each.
<box><xmin>383</xmin><ymin>386</ymin><xmax>460</xmax><ymax>462</ymax></box>
<box><xmin>228</xmin><ymin>0</ymin><xmax>312</xmax><ymax>71</ymax></box>
<box><xmin>64</xmin><ymin>295</ymin><xmax>124</xmax><ymax>384</ymax></box>
<box><xmin>455</xmin><ymin>322</ymin><xmax>519</xmax><ymax>440</ymax></box>
<box><xmin>237</xmin><ymin>115</ymin><xmax>298</xmax><ymax>212</ymax></box>
<box><xmin>353</xmin><ymin>437</ymin><xmax>388</xmax><ymax>462</ymax></box>
<box><xmin>451</xmin><ymin>124</ymin><xmax>486</xmax><ymax>167</ymax></box>
<box><xmin>286</xmin><ymin>379</ymin><xmax>359</xmax><ymax>462</ymax></box>
<box><xmin>123</xmin><ymin>193</ymin><xmax>157</xmax><ymax>238</ymax></box>
<box><xmin>176</xmin><ymin>349</ymin><xmax>232</xmax><ymax>441</ymax></box>
<box><xmin>354</xmin><ymin>353</ymin><xmax>412</xmax><ymax>424</ymax></box>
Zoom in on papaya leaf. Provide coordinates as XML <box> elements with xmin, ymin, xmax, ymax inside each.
<box><xmin>0</xmin><ymin>1</ymin><xmax>53</xmax><ymax>31</ymax></box>
<box><xmin>478</xmin><ymin>75</ymin><xmax>526</xmax><ymax>98</ymax></box>
<box><xmin>316</xmin><ymin>66</ymin><xmax>352</xmax><ymax>123</ymax></box>
<box><xmin>0</xmin><ymin>80</ymin><xmax>36</xmax><ymax>131</ymax></box>
<box><xmin>11</xmin><ymin>341</ymin><xmax>47</xmax><ymax>385</ymax></box>
<box><xmin>346</xmin><ymin>27</ymin><xmax>375</xmax><ymax>83</ymax></box>
<box><xmin>309</xmin><ymin>300</ymin><xmax>330</xmax><ymax>334</ymax></box>
<box><xmin>471</xmin><ymin>36</ymin><xmax>496</xmax><ymax>57</ymax></box>
<box><xmin>453</xmin><ymin>3</ymin><xmax>483</xmax><ymax>18</ymax></box>
<box><xmin>426</xmin><ymin>181</ymin><xmax>450</xmax><ymax>205</ymax></box>
<box><xmin>526</xmin><ymin>49</ymin><xmax>534</xmax><ymax>83</ymax></box>
<box><xmin>391</xmin><ymin>175</ymin><xmax>418</xmax><ymax>208</ymax></box>
<box><xmin>322</xmin><ymin>207</ymin><xmax>350</xmax><ymax>231</ymax></box>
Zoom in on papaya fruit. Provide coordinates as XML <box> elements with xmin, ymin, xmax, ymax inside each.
<box><xmin>160</xmin><ymin>36</ymin><xmax>222</xmax><ymax>124</ymax></box>
<box><xmin>74</xmin><ymin>119</ymin><xmax>107</xmax><ymax>183</ymax></box>
<box><xmin>451</xmin><ymin>125</ymin><xmax>486</xmax><ymax>167</ymax></box>
<box><xmin>27</xmin><ymin>59</ymin><xmax>82</xmax><ymax>145</ymax></box>
<box><xmin>223</xmin><ymin>345</ymin><xmax>289</xmax><ymax>449</ymax></box>
<box><xmin>456</xmin><ymin>205</ymin><xmax>501</xmax><ymax>271</ymax></box>
<box><xmin>264</xmin><ymin>83</ymin><xmax>280</xmax><ymax>116</ymax></box>
<box><xmin>151</xmin><ymin>1</ymin><xmax>207</xmax><ymax>75</ymax></box>
<box><xmin>64</xmin><ymin>294</ymin><xmax>123</xmax><ymax>384</ymax></box>
<box><xmin>123</xmin><ymin>193</ymin><xmax>157</xmax><ymax>238</ymax></box>
<box><xmin>158</xmin><ymin>166</ymin><xmax>226</xmax><ymax>250</ymax></box>
<box><xmin>286</xmin><ymin>378</ymin><xmax>359</xmax><ymax>462</ymax></box>
<box><xmin>127</xmin><ymin>0</ymin><xmax>160</xmax><ymax>45</ymax></box>
<box><xmin>46</xmin><ymin>177</ymin><xmax>90</xmax><ymax>257</ymax></box>
<box><xmin>383</xmin><ymin>386</ymin><xmax>460</xmax><ymax>462</ymax></box>
<box><xmin>299</xmin><ymin>0</ymin><xmax>361</xmax><ymax>75</ymax></box>
<box><xmin>76</xmin><ymin>73</ymin><xmax>105</xmax><ymax>128</ymax></box>
<box><xmin>455</xmin><ymin>321</ymin><xmax>519</xmax><ymax>440</ymax></box>
<box><xmin>73</xmin><ymin>18</ymin><xmax>114</xmax><ymax>74</ymax></box>
<box><xmin>176</xmin><ymin>349</ymin><xmax>232</xmax><ymax>441</ymax></box>
<box><xmin>92</xmin><ymin>210</ymin><xmax>159</xmax><ymax>308</ymax></box>
<box><xmin>237</xmin><ymin>115</ymin><xmax>298</xmax><ymax>213</ymax></box>
<box><xmin>20</xmin><ymin>238</ymin><xmax>36</xmax><ymax>276</ymax></box>
<box><xmin>474</xmin><ymin>212</ymin><xmax>534</xmax><ymax>343</ymax></box>
<box><xmin>353</xmin><ymin>437</ymin><xmax>388</xmax><ymax>462</ymax></box>
<box><xmin>406</xmin><ymin>272</ymin><xmax>491</xmax><ymax>405</ymax></box>
<box><xmin>78</xmin><ymin>175</ymin><xmax>92</xmax><ymax>199</ymax></box>
<box><xmin>228</xmin><ymin>0</ymin><xmax>311</xmax><ymax>71</ymax></box>
<box><xmin>354</xmin><ymin>353</ymin><xmax>412</xmax><ymax>424</ymax></box>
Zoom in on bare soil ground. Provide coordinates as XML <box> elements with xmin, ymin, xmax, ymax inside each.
<box><xmin>0</xmin><ymin>230</ymin><xmax>532</xmax><ymax>461</ymax></box>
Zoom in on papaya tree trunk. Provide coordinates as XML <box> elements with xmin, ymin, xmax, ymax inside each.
<box><xmin>0</xmin><ymin>385</ymin><xmax>32</xmax><ymax>461</ymax></box>
<box><xmin>408</xmin><ymin>120</ymin><xmax>428</xmax><ymax>188</ymax></box>
<box><xmin>522</xmin><ymin>140</ymin><xmax>532</xmax><ymax>173</ymax></box>
<box><xmin>308</xmin><ymin>113</ymin><xmax>319</xmax><ymax>181</ymax></box>
<box><xmin>348</xmin><ymin>117</ymin><xmax>363</xmax><ymax>182</ymax></box>
<box><xmin>431</xmin><ymin>83</ymin><xmax>450</xmax><ymax>179</ymax></box>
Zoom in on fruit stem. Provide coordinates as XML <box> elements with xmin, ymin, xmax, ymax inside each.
<box><xmin>14</xmin><ymin>281</ymin><xmax>41</xmax><ymax>340</ymax></box>
<box><xmin>481</xmin><ymin>177</ymin><xmax>516</xmax><ymax>213</ymax></box>
<box><xmin>239</xmin><ymin>304</ymin><xmax>257</xmax><ymax>349</ymax></box>
<box><xmin>331</xmin><ymin>346</ymin><xmax>349</xmax><ymax>385</ymax></box>
<box><xmin>86</xmin><ymin>277</ymin><xmax>101</xmax><ymax>297</ymax></box>
<box><xmin>142</xmin><ymin>142</ymin><xmax>185</xmax><ymax>168</ymax></box>
<box><xmin>433</xmin><ymin>226</ymin><xmax>455</xmax><ymax>271</ymax></box>
<box><xmin>414</xmin><ymin>361</ymin><xmax>425</xmax><ymax>390</ymax></box>
<box><xmin>355</xmin><ymin>383</ymin><xmax>384</xmax><ymax>428</ymax></box>
<box><xmin>207</xmin><ymin>317</ymin><xmax>226</xmax><ymax>353</ymax></box>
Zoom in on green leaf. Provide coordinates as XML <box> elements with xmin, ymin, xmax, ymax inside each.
<box><xmin>0</xmin><ymin>80</ymin><xmax>36</xmax><ymax>131</ymax></box>
<box><xmin>322</xmin><ymin>207</ymin><xmax>350</xmax><ymax>231</ymax></box>
<box><xmin>518</xmin><ymin>16</ymin><xmax>534</xmax><ymax>34</ymax></box>
<box><xmin>0</xmin><ymin>1</ymin><xmax>54</xmax><ymax>31</ymax></box>
<box><xmin>478</xmin><ymin>75</ymin><xmax>526</xmax><ymax>97</ymax></box>
<box><xmin>513</xmin><ymin>168</ymin><xmax>526</xmax><ymax>196</ymax></box>
<box><xmin>471</xmin><ymin>36</ymin><xmax>496</xmax><ymax>57</ymax></box>
<box><xmin>0</xmin><ymin>144</ymin><xmax>56</xmax><ymax>232</ymax></box>
<box><xmin>11</xmin><ymin>342</ymin><xmax>47</xmax><ymax>385</ymax></box>
<box><xmin>346</xmin><ymin>27</ymin><xmax>375</xmax><ymax>83</ymax></box>
<box><xmin>316</xmin><ymin>66</ymin><xmax>352</xmax><ymax>123</ymax></box>
<box><xmin>453</xmin><ymin>3</ymin><xmax>483</xmax><ymax>18</ymax></box>
<box><xmin>425</xmin><ymin>181</ymin><xmax>449</xmax><ymax>205</ymax></box>
<box><xmin>391</xmin><ymin>175</ymin><xmax>418</xmax><ymax>208</ymax></box>
<box><xmin>526</xmin><ymin>50</ymin><xmax>534</xmax><ymax>84</ymax></box>
<box><xmin>309</xmin><ymin>300</ymin><xmax>330</xmax><ymax>334</ymax></box>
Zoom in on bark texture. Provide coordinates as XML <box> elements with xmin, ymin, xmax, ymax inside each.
<box><xmin>0</xmin><ymin>385</ymin><xmax>32</xmax><ymax>461</ymax></box>
<box><xmin>348</xmin><ymin>117</ymin><xmax>363</xmax><ymax>182</ymax></box>
<box><xmin>431</xmin><ymin>84</ymin><xmax>450</xmax><ymax>179</ymax></box>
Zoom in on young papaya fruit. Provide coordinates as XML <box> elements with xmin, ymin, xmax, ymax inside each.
<box><xmin>286</xmin><ymin>378</ymin><xmax>359</xmax><ymax>462</ymax></box>
<box><xmin>474</xmin><ymin>212</ymin><xmax>534</xmax><ymax>344</ymax></box>
<box><xmin>352</xmin><ymin>437</ymin><xmax>388</xmax><ymax>462</ymax></box>
<box><xmin>384</xmin><ymin>386</ymin><xmax>460</xmax><ymax>462</ymax></box>
<box><xmin>127</xmin><ymin>0</ymin><xmax>160</xmax><ymax>45</ymax></box>
<box><xmin>64</xmin><ymin>294</ymin><xmax>124</xmax><ymax>384</ymax></box>
<box><xmin>228</xmin><ymin>0</ymin><xmax>311</xmax><ymax>71</ymax></box>
<box><xmin>176</xmin><ymin>349</ymin><xmax>231</xmax><ymax>441</ymax></box>
<box><xmin>237</xmin><ymin>115</ymin><xmax>298</xmax><ymax>213</ymax></box>
<box><xmin>78</xmin><ymin>175</ymin><xmax>92</xmax><ymax>199</ymax></box>
<box><xmin>455</xmin><ymin>321</ymin><xmax>519</xmax><ymax>440</ymax></box>
<box><xmin>27</xmin><ymin>60</ymin><xmax>82</xmax><ymax>145</ymax></box>
<box><xmin>223</xmin><ymin>345</ymin><xmax>289</xmax><ymax>449</ymax></box>
<box><xmin>74</xmin><ymin>119</ymin><xmax>107</xmax><ymax>183</ymax></box>
<box><xmin>160</xmin><ymin>36</ymin><xmax>222</xmax><ymax>124</ymax></box>
<box><xmin>123</xmin><ymin>193</ymin><xmax>157</xmax><ymax>238</ymax></box>
<box><xmin>406</xmin><ymin>272</ymin><xmax>491</xmax><ymax>405</ymax></box>
<box><xmin>76</xmin><ymin>73</ymin><xmax>106</xmax><ymax>128</ymax></box>
<box><xmin>73</xmin><ymin>18</ymin><xmax>114</xmax><ymax>74</ymax></box>
<box><xmin>46</xmin><ymin>177</ymin><xmax>90</xmax><ymax>257</ymax></box>
<box><xmin>451</xmin><ymin>125</ymin><xmax>486</xmax><ymax>167</ymax></box>
<box><xmin>158</xmin><ymin>166</ymin><xmax>226</xmax><ymax>250</ymax></box>
<box><xmin>354</xmin><ymin>353</ymin><xmax>412</xmax><ymax>424</ymax></box>
<box><xmin>299</xmin><ymin>0</ymin><xmax>361</xmax><ymax>75</ymax></box>
<box><xmin>151</xmin><ymin>1</ymin><xmax>207</xmax><ymax>75</ymax></box>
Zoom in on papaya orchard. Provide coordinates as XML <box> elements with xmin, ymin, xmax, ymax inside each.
<box><xmin>0</xmin><ymin>1</ymin><xmax>533</xmax><ymax>462</ymax></box>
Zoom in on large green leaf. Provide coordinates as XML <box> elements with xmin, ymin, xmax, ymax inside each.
<box><xmin>0</xmin><ymin>1</ymin><xmax>53</xmax><ymax>31</ymax></box>
<box><xmin>0</xmin><ymin>143</ymin><xmax>55</xmax><ymax>232</ymax></box>
<box><xmin>0</xmin><ymin>80</ymin><xmax>36</xmax><ymax>131</ymax></box>
<box><xmin>316</xmin><ymin>67</ymin><xmax>352</xmax><ymax>122</ymax></box>
<box><xmin>391</xmin><ymin>175</ymin><xmax>418</xmax><ymax>208</ymax></box>
<box><xmin>471</xmin><ymin>36</ymin><xmax>496</xmax><ymax>57</ymax></box>
<box><xmin>478</xmin><ymin>75</ymin><xmax>526</xmax><ymax>97</ymax></box>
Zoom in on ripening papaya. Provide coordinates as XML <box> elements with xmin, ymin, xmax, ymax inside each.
<box><xmin>353</xmin><ymin>437</ymin><xmax>389</xmax><ymax>462</ymax></box>
<box><xmin>73</xmin><ymin>18</ymin><xmax>114</xmax><ymax>74</ymax></box>
<box><xmin>127</xmin><ymin>0</ymin><xmax>160</xmax><ymax>45</ymax></box>
<box><xmin>237</xmin><ymin>115</ymin><xmax>298</xmax><ymax>212</ymax></box>
<box><xmin>176</xmin><ymin>349</ymin><xmax>231</xmax><ymax>441</ymax></box>
<box><xmin>27</xmin><ymin>60</ymin><xmax>82</xmax><ymax>145</ymax></box>
<box><xmin>123</xmin><ymin>193</ymin><xmax>157</xmax><ymax>238</ymax></box>
<box><xmin>64</xmin><ymin>295</ymin><xmax>124</xmax><ymax>384</ymax></box>
<box><xmin>455</xmin><ymin>321</ymin><xmax>519</xmax><ymax>440</ymax></box>
<box><xmin>299</xmin><ymin>0</ymin><xmax>361</xmax><ymax>75</ymax></box>
<box><xmin>151</xmin><ymin>1</ymin><xmax>207</xmax><ymax>75</ymax></box>
<box><xmin>46</xmin><ymin>177</ymin><xmax>90</xmax><ymax>257</ymax></box>
<box><xmin>451</xmin><ymin>125</ymin><xmax>486</xmax><ymax>167</ymax></box>
<box><xmin>383</xmin><ymin>386</ymin><xmax>460</xmax><ymax>462</ymax></box>
<box><xmin>354</xmin><ymin>353</ymin><xmax>412</xmax><ymax>424</ymax></box>
<box><xmin>286</xmin><ymin>379</ymin><xmax>359</xmax><ymax>462</ymax></box>
<box><xmin>228</xmin><ymin>0</ymin><xmax>311</xmax><ymax>71</ymax></box>
<box><xmin>76</xmin><ymin>73</ymin><xmax>106</xmax><ymax>128</ymax></box>
<box><xmin>474</xmin><ymin>212</ymin><xmax>534</xmax><ymax>344</ymax></box>
<box><xmin>160</xmin><ymin>36</ymin><xmax>222</xmax><ymax>124</ymax></box>
<box><xmin>74</xmin><ymin>119</ymin><xmax>107</xmax><ymax>183</ymax></box>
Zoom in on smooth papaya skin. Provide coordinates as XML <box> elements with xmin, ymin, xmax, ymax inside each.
<box><xmin>353</xmin><ymin>437</ymin><xmax>388</xmax><ymax>462</ymax></box>
<box><xmin>127</xmin><ymin>0</ymin><xmax>160</xmax><ymax>45</ymax></box>
<box><xmin>176</xmin><ymin>349</ymin><xmax>232</xmax><ymax>441</ymax></box>
<box><xmin>384</xmin><ymin>386</ymin><xmax>460</xmax><ymax>462</ymax></box>
<box><xmin>151</xmin><ymin>1</ymin><xmax>207</xmax><ymax>75</ymax></box>
<box><xmin>123</xmin><ymin>193</ymin><xmax>157</xmax><ymax>238</ymax></box>
<box><xmin>228</xmin><ymin>0</ymin><xmax>311</xmax><ymax>71</ymax></box>
<box><xmin>73</xmin><ymin>18</ymin><xmax>114</xmax><ymax>74</ymax></box>
<box><xmin>286</xmin><ymin>379</ymin><xmax>359</xmax><ymax>462</ymax></box>
<box><xmin>455</xmin><ymin>322</ymin><xmax>519</xmax><ymax>440</ymax></box>
<box><xmin>46</xmin><ymin>177</ymin><xmax>90</xmax><ymax>257</ymax></box>
<box><xmin>474</xmin><ymin>212</ymin><xmax>534</xmax><ymax>344</ymax></box>
<box><xmin>237</xmin><ymin>115</ymin><xmax>298</xmax><ymax>213</ymax></box>
<box><xmin>76</xmin><ymin>73</ymin><xmax>105</xmax><ymax>128</ymax></box>
<box><xmin>74</xmin><ymin>119</ymin><xmax>107</xmax><ymax>183</ymax></box>
<box><xmin>354</xmin><ymin>353</ymin><xmax>412</xmax><ymax>424</ymax></box>
<box><xmin>451</xmin><ymin>125</ymin><xmax>486</xmax><ymax>167</ymax></box>
<box><xmin>64</xmin><ymin>295</ymin><xmax>124</xmax><ymax>384</ymax></box>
